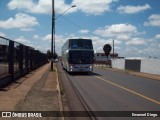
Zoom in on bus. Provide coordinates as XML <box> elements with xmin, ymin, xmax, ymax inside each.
<box><xmin>61</xmin><ymin>38</ymin><xmax>94</xmax><ymax>73</ymax></box>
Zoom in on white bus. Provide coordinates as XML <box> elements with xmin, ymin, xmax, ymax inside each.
<box><xmin>61</xmin><ymin>38</ymin><xmax>94</xmax><ymax>73</ymax></box>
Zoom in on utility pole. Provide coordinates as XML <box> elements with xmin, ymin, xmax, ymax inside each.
<box><xmin>50</xmin><ymin>1</ymin><xmax>75</xmax><ymax>70</ymax></box>
<box><xmin>51</xmin><ymin>0</ymin><xmax>55</xmax><ymax>70</ymax></box>
<box><xmin>113</xmin><ymin>40</ymin><xmax>114</xmax><ymax>59</ymax></box>
<box><xmin>53</xmin><ymin>0</ymin><xmax>55</xmax><ymax>67</ymax></box>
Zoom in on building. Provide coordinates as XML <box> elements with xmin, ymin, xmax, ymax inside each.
<box><xmin>95</xmin><ymin>53</ymin><xmax>119</xmax><ymax>62</ymax></box>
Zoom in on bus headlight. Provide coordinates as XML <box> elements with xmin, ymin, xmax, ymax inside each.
<box><xmin>90</xmin><ymin>66</ymin><xmax>93</xmax><ymax>69</ymax></box>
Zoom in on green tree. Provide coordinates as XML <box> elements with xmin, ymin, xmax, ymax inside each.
<box><xmin>53</xmin><ymin>52</ymin><xmax>58</xmax><ymax>59</ymax></box>
<box><xmin>47</xmin><ymin>50</ymin><xmax>51</xmax><ymax>59</ymax></box>
<box><xmin>47</xmin><ymin>50</ymin><xmax>58</xmax><ymax>60</ymax></box>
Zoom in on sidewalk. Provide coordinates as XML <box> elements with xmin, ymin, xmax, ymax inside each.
<box><xmin>0</xmin><ymin>63</ymin><xmax>62</xmax><ymax>120</ymax></box>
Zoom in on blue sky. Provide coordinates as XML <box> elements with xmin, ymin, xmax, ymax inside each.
<box><xmin>0</xmin><ymin>0</ymin><xmax>160</xmax><ymax>58</ymax></box>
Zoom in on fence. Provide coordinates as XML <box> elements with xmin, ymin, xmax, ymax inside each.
<box><xmin>0</xmin><ymin>36</ymin><xmax>48</xmax><ymax>88</ymax></box>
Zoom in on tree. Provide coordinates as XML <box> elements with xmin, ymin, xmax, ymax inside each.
<box><xmin>53</xmin><ymin>52</ymin><xmax>58</xmax><ymax>59</ymax></box>
<box><xmin>47</xmin><ymin>50</ymin><xmax>51</xmax><ymax>59</ymax></box>
<box><xmin>47</xmin><ymin>50</ymin><xmax>58</xmax><ymax>60</ymax></box>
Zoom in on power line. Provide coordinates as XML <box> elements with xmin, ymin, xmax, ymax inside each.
<box><xmin>56</xmin><ymin>15</ymin><xmax>95</xmax><ymax>37</ymax></box>
<box><xmin>61</xmin><ymin>15</ymin><xmax>82</xmax><ymax>30</ymax></box>
<box><xmin>55</xmin><ymin>14</ymin><xmax>108</xmax><ymax>41</ymax></box>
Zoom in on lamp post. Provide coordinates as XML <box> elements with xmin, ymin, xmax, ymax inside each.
<box><xmin>55</xmin><ymin>5</ymin><xmax>76</xmax><ymax>20</ymax></box>
<box><xmin>113</xmin><ymin>39</ymin><xmax>114</xmax><ymax>59</ymax></box>
<box><xmin>51</xmin><ymin>0</ymin><xmax>76</xmax><ymax>70</ymax></box>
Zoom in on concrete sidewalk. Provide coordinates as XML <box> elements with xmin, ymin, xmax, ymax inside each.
<box><xmin>0</xmin><ymin>63</ymin><xmax>62</xmax><ymax>120</ymax></box>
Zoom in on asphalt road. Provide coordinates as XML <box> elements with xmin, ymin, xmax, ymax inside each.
<box><xmin>58</xmin><ymin>64</ymin><xmax>160</xmax><ymax>120</ymax></box>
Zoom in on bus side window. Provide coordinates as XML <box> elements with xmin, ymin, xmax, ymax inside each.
<box><xmin>71</xmin><ymin>42</ymin><xmax>78</xmax><ymax>48</ymax></box>
<box><xmin>73</xmin><ymin>44</ymin><xmax>78</xmax><ymax>48</ymax></box>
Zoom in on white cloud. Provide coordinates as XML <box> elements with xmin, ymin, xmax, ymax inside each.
<box><xmin>155</xmin><ymin>34</ymin><xmax>160</xmax><ymax>39</ymax></box>
<box><xmin>126</xmin><ymin>38</ymin><xmax>146</xmax><ymax>46</ymax></box>
<box><xmin>94</xmin><ymin>24</ymin><xmax>137</xmax><ymax>37</ymax></box>
<box><xmin>8</xmin><ymin>0</ymin><xmax>51</xmax><ymax>14</ymax></box>
<box><xmin>7</xmin><ymin>0</ymin><xmax>34</xmax><ymax>10</ymax></box>
<box><xmin>55</xmin><ymin>0</ymin><xmax>77</xmax><ymax>14</ymax></box>
<box><xmin>8</xmin><ymin>0</ymin><xmax>76</xmax><ymax>15</ymax></box>
<box><xmin>42</xmin><ymin>34</ymin><xmax>68</xmax><ymax>54</ymax></box>
<box><xmin>116</xmin><ymin>34</ymin><xmax>130</xmax><ymax>41</ymax></box>
<box><xmin>144</xmin><ymin>14</ymin><xmax>160</xmax><ymax>27</ymax></box>
<box><xmin>43</xmin><ymin>34</ymin><xmax>51</xmax><ymax>41</ymax></box>
<box><xmin>124</xmin><ymin>47</ymin><xmax>141</xmax><ymax>57</ymax></box>
<box><xmin>79</xmin><ymin>29</ymin><xmax>89</xmax><ymax>34</ymax></box>
<box><xmin>72</xmin><ymin>0</ymin><xmax>115</xmax><ymax>15</ymax></box>
<box><xmin>15</xmin><ymin>36</ymin><xmax>31</xmax><ymax>44</ymax></box>
<box><xmin>117</xmin><ymin>4</ymin><xmax>151</xmax><ymax>14</ymax></box>
<box><xmin>0</xmin><ymin>13</ymin><xmax>39</xmax><ymax>30</ymax></box>
<box><xmin>93</xmin><ymin>24</ymin><xmax>149</xmax><ymax>54</ymax></box>
<box><xmin>0</xmin><ymin>32</ymin><xmax>6</xmax><ymax>37</ymax></box>
<box><xmin>142</xmin><ymin>47</ymin><xmax>159</xmax><ymax>57</ymax></box>
<box><xmin>43</xmin><ymin>34</ymin><xmax>67</xmax><ymax>43</ymax></box>
<box><xmin>20</xmin><ymin>28</ymin><xmax>34</xmax><ymax>31</ymax></box>
<box><xmin>31</xmin><ymin>0</ymin><xmax>52</xmax><ymax>14</ymax></box>
<box><xmin>92</xmin><ymin>38</ymin><xmax>122</xmax><ymax>53</ymax></box>
<box><xmin>103</xmin><ymin>39</ymin><xmax>121</xmax><ymax>45</ymax></box>
<box><xmin>8</xmin><ymin>0</ymin><xmax>116</xmax><ymax>15</ymax></box>
<box><xmin>33</xmin><ymin>35</ymin><xmax>40</xmax><ymax>39</ymax></box>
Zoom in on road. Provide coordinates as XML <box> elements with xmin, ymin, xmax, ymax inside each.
<box><xmin>57</xmin><ymin>63</ymin><xmax>160</xmax><ymax>119</ymax></box>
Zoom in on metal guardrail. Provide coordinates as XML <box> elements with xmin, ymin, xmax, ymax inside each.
<box><xmin>0</xmin><ymin>36</ymin><xmax>48</xmax><ymax>87</ymax></box>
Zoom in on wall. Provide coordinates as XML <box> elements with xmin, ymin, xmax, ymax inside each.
<box><xmin>111</xmin><ymin>58</ymin><xmax>160</xmax><ymax>75</ymax></box>
<box><xmin>141</xmin><ymin>59</ymin><xmax>160</xmax><ymax>75</ymax></box>
<box><xmin>125</xmin><ymin>59</ymin><xmax>141</xmax><ymax>72</ymax></box>
<box><xmin>111</xmin><ymin>59</ymin><xmax>125</xmax><ymax>70</ymax></box>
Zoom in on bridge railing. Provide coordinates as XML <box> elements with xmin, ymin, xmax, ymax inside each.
<box><xmin>0</xmin><ymin>36</ymin><xmax>48</xmax><ymax>87</ymax></box>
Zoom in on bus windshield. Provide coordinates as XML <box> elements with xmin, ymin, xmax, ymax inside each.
<box><xmin>68</xmin><ymin>50</ymin><xmax>94</xmax><ymax>64</ymax></box>
<box><xmin>69</xmin><ymin>39</ymin><xmax>93</xmax><ymax>49</ymax></box>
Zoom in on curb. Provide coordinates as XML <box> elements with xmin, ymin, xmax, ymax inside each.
<box><xmin>55</xmin><ymin>66</ymin><xmax>65</xmax><ymax>120</ymax></box>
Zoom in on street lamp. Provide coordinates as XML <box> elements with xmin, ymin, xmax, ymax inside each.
<box><xmin>55</xmin><ymin>5</ymin><xmax>76</xmax><ymax>20</ymax></box>
<box><xmin>51</xmin><ymin>0</ymin><xmax>76</xmax><ymax>70</ymax></box>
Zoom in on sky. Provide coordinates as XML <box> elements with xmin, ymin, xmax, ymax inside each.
<box><xmin>0</xmin><ymin>0</ymin><xmax>160</xmax><ymax>58</ymax></box>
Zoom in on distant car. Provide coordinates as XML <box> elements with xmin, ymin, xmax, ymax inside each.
<box><xmin>54</xmin><ymin>59</ymin><xmax>59</xmax><ymax>62</ymax></box>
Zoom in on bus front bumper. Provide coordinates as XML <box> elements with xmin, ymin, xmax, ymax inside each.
<box><xmin>69</xmin><ymin>64</ymin><xmax>93</xmax><ymax>72</ymax></box>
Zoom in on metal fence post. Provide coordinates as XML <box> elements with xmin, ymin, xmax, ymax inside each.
<box><xmin>19</xmin><ymin>44</ymin><xmax>23</xmax><ymax>75</ymax></box>
<box><xmin>30</xmin><ymin>48</ymin><xmax>34</xmax><ymax>70</ymax></box>
<box><xmin>9</xmin><ymin>41</ymin><xmax>14</xmax><ymax>81</ymax></box>
<box><xmin>25</xmin><ymin>46</ymin><xmax>29</xmax><ymax>73</ymax></box>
